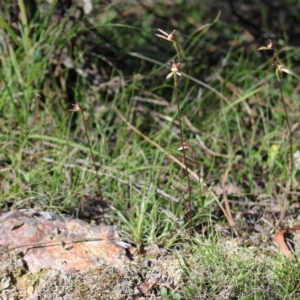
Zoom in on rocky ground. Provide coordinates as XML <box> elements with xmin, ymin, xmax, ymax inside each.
<box><xmin>0</xmin><ymin>209</ymin><xmax>189</xmax><ymax>300</ymax></box>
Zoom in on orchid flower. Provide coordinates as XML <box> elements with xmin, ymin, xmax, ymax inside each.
<box><xmin>166</xmin><ymin>60</ymin><xmax>181</xmax><ymax>79</ymax></box>
<box><xmin>258</xmin><ymin>39</ymin><xmax>275</xmax><ymax>51</ymax></box>
<box><xmin>155</xmin><ymin>29</ymin><xmax>176</xmax><ymax>42</ymax></box>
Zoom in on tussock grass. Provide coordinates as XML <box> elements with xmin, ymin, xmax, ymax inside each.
<box><xmin>180</xmin><ymin>235</ymin><xmax>300</xmax><ymax>299</ymax></box>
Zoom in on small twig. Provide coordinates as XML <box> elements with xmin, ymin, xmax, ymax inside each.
<box><xmin>221</xmin><ymin>163</ymin><xmax>236</xmax><ymax>232</ymax></box>
<box><xmin>0</xmin><ymin>237</ymin><xmax>111</xmax><ymax>255</ymax></box>
<box><xmin>156</xmin><ymin>282</ymin><xmax>174</xmax><ymax>290</ymax></box>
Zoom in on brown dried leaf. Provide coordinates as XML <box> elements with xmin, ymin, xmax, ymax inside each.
<box><xmin>139</xmin><ymin>282</ymin><xmax>151</xmax><ymax>294</ymax></box>
<box><xmin>128</xmin><ymin>245</ymin><xmax>137</xmax><ymax>255</ymax></box>
<box><xmin>139</xmin><ymin>279</ymin><xmax>158</xmax><ymax>294</ymax></box>
<box><xmin>274</xmin><ymin>230</ymin><xmax>293</xmax><ymax>258</ymax></box>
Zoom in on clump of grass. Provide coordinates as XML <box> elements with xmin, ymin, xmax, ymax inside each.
<box><xmin>179</xmin><ymin>235</ymin><xmax>300</xmax><ymax>299</ymax></box>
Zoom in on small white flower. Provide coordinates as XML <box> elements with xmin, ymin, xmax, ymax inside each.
<box><xmin>277</xmin><ymin>64</ymin><xmax>290</xmax><ymax>74</ymax></box>
<box><xmin>177</xmin><ymin>145</ymin><xmax>188</xmax><ymax>151</ymax></box>
<box><xmin>69</xmin><ymin>103</ymin><xmax>81</xmax><ymax>112</ymax></box>
<box><xmin>177</xmin><ymin>141</ymin><xmax>190</xmax><ymax>151</ymax></box>
<box><xmin>258</xmin><ymin>39</ymin><xmax>274</xmax><ymax>51</ymax></box>
<box><xmin>166</xmin><ymin>60</ymin><xmax>181</xmax><ymax>79</ymax></box>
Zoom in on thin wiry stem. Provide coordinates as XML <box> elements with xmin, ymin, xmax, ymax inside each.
<box><xmin>277</xmin><ymin>80</ymin><xmax>293</xmax><ymax>192</ymax></box>
<box><xmin>259</xmin><ymin>41</ymin><xmax>293</xmax><ymax>196</ymax></box>
<box><xmin>174</xmin><ymin>75</ymin><xmax>193</xmax><ymax>236</ymax></box>
<box><xmin>70</xmin><ymin>103</ymin><xmax>105</xmax><ymax>221</ymax></box>
<box><xmin>174</xmin><ymin>42</ymin><xmax>181</xmax><ymax>63</ymax></box>
<box><xmin>182</xmin><ymin>141</ymin><xmax>204</xmax><ymax>213</ymax></box>
<box><xmin>156</xmin><ymin>29</ymin><xmax>195</xmax><ymax>235</ymax></box>
<box><xmin>172</xmin><ymin>36</ymin><xmax>193</xmax><ymax>235</ymax></box>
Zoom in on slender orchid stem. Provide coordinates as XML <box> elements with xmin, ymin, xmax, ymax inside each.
<box><xmin>258</xmin><ymin>41</ymin><xmax>293</xmax><ymax>195</ymax></box>
<box><xmin>277</xmin><ymin>80</ymin><xmax>293</xmax><ymax>191</ymax></box>
<box><xmin>156</xmin><ymin>29</ymin><xmax>194</xmax><ymax>235</ymax></box>
<box><xmin>174</xmin><ymin>75</ymin><xmax>193</xmax><ymax>236</ymax></box>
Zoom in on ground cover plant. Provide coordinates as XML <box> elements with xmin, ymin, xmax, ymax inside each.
<box><xmin>1</xmin><ymin>0</ymin><xmax>300</xmax><ymax>298</ymax></box>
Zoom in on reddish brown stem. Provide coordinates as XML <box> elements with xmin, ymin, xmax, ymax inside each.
<box><xmin>174</xmin><ymin>80</ymin><xmax>193</xmax><ymax>236</ymax></box>
<box><xmin>278</xmin><ymin>81</ymin><xmax>293</xmax><ymax>184</ymax></box>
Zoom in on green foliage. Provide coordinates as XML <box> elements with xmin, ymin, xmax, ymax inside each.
<box><xmin>161</xmin><ymin>287</ymin><xmax>181</xmax><ymax>300</ymax></box>
<box><xmin>177</xmin><ymin>236</ymin><xmax>300</xmax><ymax>299</ymax></box>
<box><xmin>1</xmin><ymin>0</ymin><xmax>300</xmax><ymax>298</ymax></box>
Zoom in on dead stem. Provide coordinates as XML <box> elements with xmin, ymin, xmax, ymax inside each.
<box><xmin>221</xmin><ymin>163</ymin><xmax>236</xmax><ymax>230</ymax></box>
